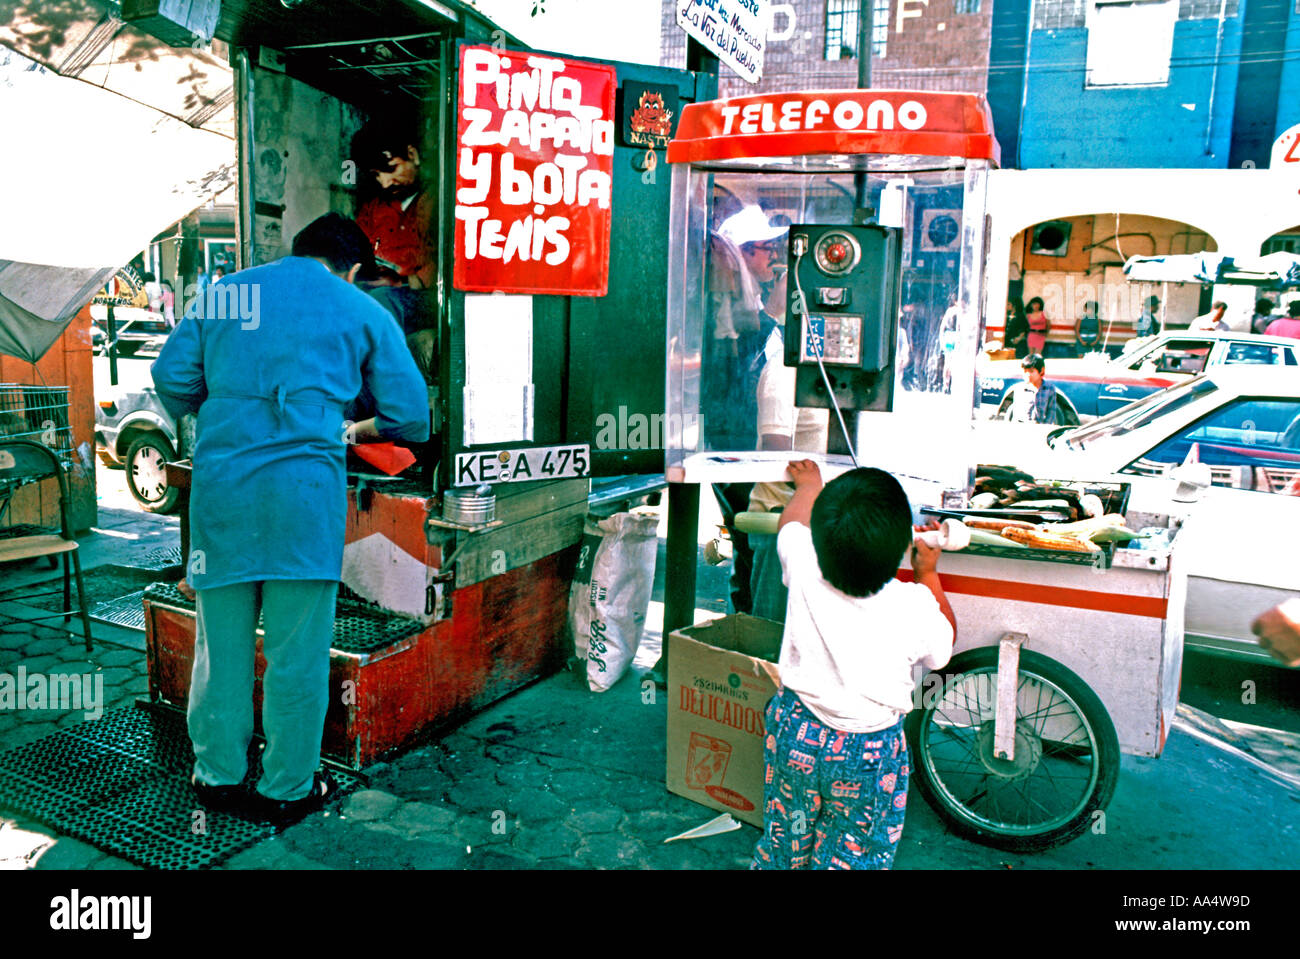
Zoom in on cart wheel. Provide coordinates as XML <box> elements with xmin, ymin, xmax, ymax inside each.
<box><xmin>905</xmin><ymin>647</ymin><xmax>1120</xmax><ymax>852</ymax></box>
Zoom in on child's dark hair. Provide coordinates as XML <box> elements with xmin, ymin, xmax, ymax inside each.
<box><xmin>810</xmin><ymin>468</ymin><xmax>913</xmax><ymax>598</ymax></box>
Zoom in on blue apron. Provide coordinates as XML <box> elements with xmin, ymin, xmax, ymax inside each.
<box><xmin>151</xmin><ymin>257</ymin><xmax>429</xmax><ymax>590</ymax></box>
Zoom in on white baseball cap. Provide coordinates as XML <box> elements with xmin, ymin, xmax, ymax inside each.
<box><xmin>718</xmin><ymin>205</ymin><xmax>787</xmax><ymax>247</ymax></box>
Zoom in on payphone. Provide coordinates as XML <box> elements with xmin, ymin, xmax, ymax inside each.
<box><xmin>785</xmin><ymin>223</ymin><xmax>902</xmax><ymax>420</ymax></box>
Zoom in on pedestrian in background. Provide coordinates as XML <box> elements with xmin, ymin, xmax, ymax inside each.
<box><xmin>160</xmin><ymin>280</ymin><xmax>176</xmax><ymax>328</ymax></box>
<box><xmin>1190</xmin><ymin>301</ymin><xmax>1228</xmax><ymax>332</ymax></box>
<box><xmin>1135</xmin><ymin>295</ymin><xmax>1161</xmax><ymax>338</ymax></box>
<box><xmin>1264</xmin><ymin>301</ymin><xmax>1300</xmax><ymax>340</ymax></box>
<box><xmin>143</xmin><ymin>271</ymin><xmax>163</xmax><ymax>314</ymax></box>
<box><xmin>1007</xmin><ymin>353</ymin><xmax>1060</xmax><ymax>424</ymax></box>
<box><xmin>1024</xmin><ymin>296</ymin><xmax>1051</xmax><ymax>355</ymax></box>
<box><xmin>1251</xmin><ymin>298</ymin><xmax>1276</xmax><ymax>334</ymax></box>
<box><xmin>1004</xmin><ymin>297</ymin><xmax>1029</xmax><ymax>358</ymax></box>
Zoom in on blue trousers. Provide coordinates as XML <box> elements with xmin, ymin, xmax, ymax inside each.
<box><xmin>748</xmin><ymin>531</ymin><xmax>787</xmax><ymax>623</ymax></box>
<box><xmin>190</xmin><ymin>580</ymin><xmax>338</xmax><ymax>801</ymax></box>
<box><xmin>752</xmin><ymin>688</ymin><xmax>910</xmax><ymax>870</ymax></box>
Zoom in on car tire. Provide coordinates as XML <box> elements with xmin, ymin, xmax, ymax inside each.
<box><xmin>905</xmin><ymin>647</ymin><xmax>1121</xmax><ymax>852</ymax></box>
<box><xmin>125</xmin><ymin>434</ymin><xmax>180</xmax><ymax>514</ymax></box>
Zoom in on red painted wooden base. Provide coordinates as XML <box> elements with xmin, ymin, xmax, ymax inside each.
<box><xmin>144</xmin><ymin>551</ymin><xmax>575</xmax><ymax>768</ymax></box>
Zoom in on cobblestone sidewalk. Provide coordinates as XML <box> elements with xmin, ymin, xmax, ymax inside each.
<box><xmin>0</xmin><ymin>508</ymin><xmax>759</xmax><ymax>870</ymax></box>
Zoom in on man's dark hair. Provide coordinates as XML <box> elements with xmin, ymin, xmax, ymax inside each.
<box><xmin>291</xmin><ymin>213</ymin><xmax>377</xmax><ymax>277</ymax></box>
<box><xmin>351</xmin><ymin>117</ymin><xmax>417</xmax><ymax>173</ymax></box>
<box><xmin>350</xmin><ymin>116</ymin><xmax>425</xmax><ymax>203</ymax></box>
<box><xmin>1022</xmin><ymin>352</ymin><xmax>1046</xmax><ymax>372</ymax></box>
<box><xmin>810</xmin><ymin>468</ymin><xmax>914</xmax><ymax>598</ymax></box>
<box><xmin>1256</xmin><ymin>298</ymin><xmax>1275</xmax><ymax>315</ymax></box>
<box><xmin>1288</xmin><ymin>301</ymin><xmax>1300</xmax><ymax>319</ymax></box>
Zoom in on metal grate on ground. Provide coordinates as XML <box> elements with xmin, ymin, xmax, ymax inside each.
<box><xmin>90</xmin><ymin>589</ymin><xmax>148</xmax><ymax>631</ymax></box>
<box><xmin>121</xmin><ymin>546</ymin><xmax>184</xmax><ymax>574</ymax></box>
<box><xmin>144</xmin><ymin>582</ymin><xmax>425</xmax><ymax>655</ymax></box>
<box><xmin>0</xmin><ymin>703</ymin><xmax>363</xmax><ymax>869</ymax></box>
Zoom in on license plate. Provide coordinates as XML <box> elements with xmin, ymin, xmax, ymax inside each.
<box><xmin>454</xmin><ymin>444</ymin><xmax>591</xmax><ymax>486</ymax></box>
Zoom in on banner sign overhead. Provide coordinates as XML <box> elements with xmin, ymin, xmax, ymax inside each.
<box><xmin>675</xmin><ymin>0</ymin><xmax>768</xmax><ymax>84</ymax></box>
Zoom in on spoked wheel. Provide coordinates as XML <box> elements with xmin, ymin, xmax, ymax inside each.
<box><xmin>905</xmin><ymin>647</ymin><xmax>1120</xmax><ymax>851</ymax></box>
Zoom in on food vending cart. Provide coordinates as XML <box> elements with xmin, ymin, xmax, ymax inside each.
<box><xmin>127</xmin><ymin>0</ymin><xmax>713</xmax><ymax>767</ymax></box>
<box><xmin>660</xmin><ymin>90</ymin><xmax>1187</xmax><ymax>850</ymax></box>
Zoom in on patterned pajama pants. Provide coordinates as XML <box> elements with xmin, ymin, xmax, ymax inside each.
<box><xmin>752</xmin><ymin>688</ymin><xmax>910</xmax><ymax>870</ymax></box>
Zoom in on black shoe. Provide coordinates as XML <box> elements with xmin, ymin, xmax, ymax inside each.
<box><xmin>190</xmin><ymin>774</ymin><xmax>246</xmax><ymax>813</ymax></box>
<box><xmin>247</xmin><ymin>771</ymin><xmax>339</xmax><ymax>827</ymax></box>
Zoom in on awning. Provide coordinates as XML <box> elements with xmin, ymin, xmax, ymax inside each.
<box><xmin>0</xmin><ymin>45</ymin><xmax>234</xmax><ymax>361</ymax></box>
<box><xmin>1123</xmin><ymin>252</ymin><xmax>1300</xmax><ymax>288</ymax></box>
<box><xmin>1121</xmin><ymin>253</ymin><xmax>1225</xmax><ymax>284</ymax></box>
<box><xmin>0</xmin><ymin>261</ymin><xmax>116</xmax><ymax>363</ymax></box>
<box><xmin>0</xmin><ymin>3</ymin><xmax>235</xmax><ymax>138</ymax></box>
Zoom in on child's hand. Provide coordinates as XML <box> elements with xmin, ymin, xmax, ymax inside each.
<box><xmin>778</xmin><ymin>460</ymin><xmax>823</xmax><ymax>532</ymax></box>
<box><xmin>787</xmin><ymin>459</ymin><xmax>823</xmax><ymax>491</ymax></box>
<box><xmin>912</xmin><ymin>522</ymin><xmax>941</xmax><ymax>578</ymax></box>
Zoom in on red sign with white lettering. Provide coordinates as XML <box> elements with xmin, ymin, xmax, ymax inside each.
<box><xmin>454</xmin><ymin>44</ymin><xmax>616</xmax><ymax>296</ymax></box>
<box><xmin>667</xmin><ymin>90</ymin><xmax>1000</xmax><ymax>166</ymax></box>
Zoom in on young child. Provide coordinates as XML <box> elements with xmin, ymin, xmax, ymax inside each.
<box><xmin>752</xmin><ymin>460</ymin><xmax>957</xmax><ymax>870</ymax></box>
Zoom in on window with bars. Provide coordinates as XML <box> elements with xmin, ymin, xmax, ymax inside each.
<box><xmin>955</xmin><ymin>0</ymin><xmax>982</xmax><ymax>12</ymax></box>
<box><xmin>824</xmin><ymin>0</ymin><xmax>889</xmax><ymax>61</ymax></box>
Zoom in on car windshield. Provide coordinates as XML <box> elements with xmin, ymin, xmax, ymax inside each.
<box><xmin>1053</xmin><ymin>376</ymin><xmax>1219</xmax><ymax>450</ymax></box>
<box><xmin>1113</xmin><ymin>335</ymin><xmax>1159</xmax><ymax>367</ymax></box>
<box><xmin>121</xmin><ymin>317</ymin><xmax>168</xmax><ymax>334</ymax></box>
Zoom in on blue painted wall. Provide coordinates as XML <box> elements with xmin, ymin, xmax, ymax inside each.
<box><xmin>1017</xmin><ymin>16</ymin><xmax>1244</xmax><ymax>168</ymax></box>
<box><xmin>1229</xmin><ymin>0</ymin><xmax>1287</xmax><ymax>167</ymax></box>
<box><xmin>1273</xmin><ymin>3</ymin><xmax>1300</xmax><ymax>148</ymax></box>
<box><xmin>987</xmin><ymin>0</ymin><xmax>1032</xmax><ymax>167</ymax></box>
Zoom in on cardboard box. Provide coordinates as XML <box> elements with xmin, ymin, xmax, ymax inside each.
<box><xmin>666</xmin><ymin>614</ymin><xmax>783</xmax><ymax>828</ymax></box>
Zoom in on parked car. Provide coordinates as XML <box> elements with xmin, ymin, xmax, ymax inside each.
<box><xmin>979</xmin><ymin>330</ymin><xmax>1300</xmax><ymax>422</ymax></box>
<box><xmin>976</xmin><ymin>366</ymin><xmax>1300</xmax><ymax>664</ymax></box>
<box><xmin>94</xmin><ymin>387</ymin><xmax>181</xmax><ymax>514</ymax></box>
<box><xmin>88</xmin><ymin>304</ymin><xmax>170</xmax><ymax>357</ymax></box>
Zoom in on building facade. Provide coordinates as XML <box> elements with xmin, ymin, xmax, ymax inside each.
<box><xmin>989</xmin><ymin>0</ymin><xmax>1300</xmax><ymax>170</ymax></box>
<box><xmin>660</xmin><ymin>0</ymin><xmax>993</xmax><ymax>97</ymax></box>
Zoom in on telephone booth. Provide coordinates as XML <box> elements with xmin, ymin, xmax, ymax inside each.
<box><xmin>659</xmin><ymin>100</ymin><xmax>1194</xmax><ymax>853</ymax></box>
<box><xmin>663</xmin><ymin>89</ymin><xmax>1000</xmax><ymax>501</ymax></box>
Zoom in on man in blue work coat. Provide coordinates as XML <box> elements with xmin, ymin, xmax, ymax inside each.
<box><xmin>152</xmin><ymin>212</ymin><xmax>430</xmax><ymax>822</ymax></box>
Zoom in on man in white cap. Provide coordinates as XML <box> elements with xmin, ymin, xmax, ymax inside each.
<box><xmin>709</xmin><ymin>205</ymin><xmax>788</xmax><ymax>362</ymax></box>
<box><xmin>705</xmin><ymin>203</ymin><xmax>789</xmax><ymax>615</ymax></box>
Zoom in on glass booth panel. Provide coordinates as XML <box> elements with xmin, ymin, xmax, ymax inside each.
<box><xmin>666</xmin><ymin>159</ymin><xmax>988</xmax><ymax>494</ymax></box>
